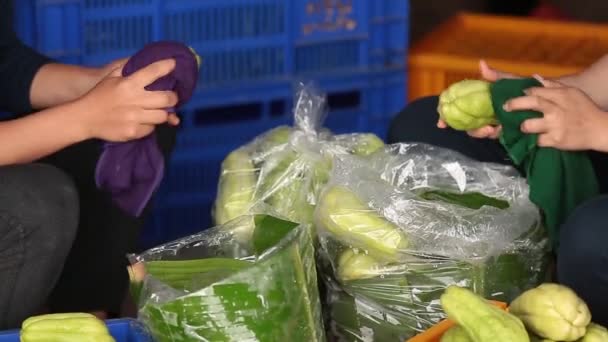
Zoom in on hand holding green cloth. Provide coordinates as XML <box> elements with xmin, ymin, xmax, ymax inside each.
<box><xmin>489</xmin><ymin>78</ymin><xmax>599</xmax><ymax>249</ymax></box>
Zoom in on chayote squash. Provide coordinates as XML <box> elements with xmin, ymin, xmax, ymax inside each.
<box><xmin>577</xmin><ymin>323</ymin><xmax>608</xmax><ymax>342</ymax></box>
<box><xmin>20</xmin><ymin>313</ymin><xmax>116</xmax><ymax>342</ymax></box>
<box><xmin>337</xmin><ymin>249</ymin><xmax>383</xmax><ymax>281</ymax></box>
<box><xmin>440</xmin><ymin>285</ymin><xmax>529</xmax><ymax>342</ymax></box>
<box><xmin>437</xmin><ymin>79</ymin><xmax>497</xmax><ymax>131</ymax></box>
<box><xmin>213</xmin><ymin>149</ymin><xmax>257</xmax><ymax>226</ymax></box>
<box><xmin>509</xmin><ymin>283</ymin><xmax>591</xmax><ymax>341</ymax></box>
<box><xmin>441</xmin><ymin>325</ymin><xmax>473</xmax><ymax>342</ymax></box>
<box><xmin>316</xmin><ymin>185</ymin><xmax>409</xmax><ymax>261</ymax></box>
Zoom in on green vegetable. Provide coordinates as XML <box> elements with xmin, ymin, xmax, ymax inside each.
<box><xmin>441</xmin><ymin>325</ymin><xmax>473</xmax><ymax>342</ymax></box>
<box><xmin>509</xmin><ymin>283</ymin><xmax>591</xmax><ymax>341</ymax></box>
<box><xmin>418</xmin><ymin>189</ymin><xmax>510</xmax><ymax>210</ymax></box>
<box><xmin>21</xmin><ymin>313</ymin><xmax>115</xmax><ymax>342</ymax></box>
<box><xmin>327</xmin><ymin>287</ymin><xmax>416</xmax><ymax>341</ymax></box>
<box><xmin>577</xmin><ymin>323</ymin><xmax>608</xmax><ymax>342</ymax></box>
<box><xmin>440</xmin><ymin>285</ymin><xmax>529</xmax><ymax>342</ymax></box>
<box><xmin>256</xmin><ymin>126</ymin><xmax>293</xmax><ymax>153</ymax></box>
<box><xmin>337</xmin><ymin>249</ymin><xmax>383</xmax><ymax>281</ymax></box>
<box><xmin>213</xmin><ymin>149</ymin><xmax>257</xmax><ymax>226</ymax></box>
<box><xmin>261</xmin><ymin>151</ymin><xmax>318</xmax><ymax>224</ymax></box>
<box><xmin>437</xmin><ymin>79</ymin><xmax>497</xmax><ymax>131</ymax></box>
<box><xmin>135</xmin><ymin>214</ymin><xmax>325</xmax><ymax>342</ymax></box>
<box><xmin>316</xmin><ymin>185</ymin><xmax>409</xmax><ymax>261</ymax></box>
<box><xmin>350</xmin><ymin>133</ymin><xmax>385</xmax><ymax>156</ymax></box>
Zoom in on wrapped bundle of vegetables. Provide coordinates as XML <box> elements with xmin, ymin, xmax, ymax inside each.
<box><xmin>127</xmin><ymin>214</ymin><xmax>325</xmax><ymax>342</ymax></box>
<box><xmin>314</xmin><ymin>143</ymin><xmax>551</xmax><ymax>341</ymax></box>
<box><xmin>212</xmin><ymin>82</ymin><xmax>384</xmax><ymax>231</ymax></box>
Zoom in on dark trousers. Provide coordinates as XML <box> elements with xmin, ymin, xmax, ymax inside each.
<box><xmin>0</xmin><ymin>125</ymin><xmax>175</xmax><ymax>330</ymax></box>
<box><xmin>388</xmin><ymin>96</ymin><xmax>608</xmax><ymax>326</ymax></box>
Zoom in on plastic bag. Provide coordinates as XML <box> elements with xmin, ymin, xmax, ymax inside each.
<box><xmin>314</xmin><ymin>143</ymin><xmax>551</xmax><ymax>341</ymax></box>
<box><xmin>127</xmin><ymin>214</ymin><xmax>326</xmax><ymax>342</ymax></box>
<box><xmin>212</xmin><ymin>82</ymin><xmax>384</xmax><ymax>230</ymax></box>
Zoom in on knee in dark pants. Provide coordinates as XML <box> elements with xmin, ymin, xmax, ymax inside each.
<box><xmin>557</xmin><ymin>195</ymin><xmax>608</xmax><ymax>326</ymax></box>
<box><xmin>0</xmin><ymin>163</ymin><xmax>79</xmax><ymax>253</ymax></box>
<box><xmin>0</xmin><ymin>163</ymin><xmax>79</xmax><ymax>328</ymax></box>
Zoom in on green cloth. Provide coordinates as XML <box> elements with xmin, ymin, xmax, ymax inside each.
<box><xmin>490</xmin><ymin>78</ymin><xmax>600</xmax><ymax>250</ymax></box>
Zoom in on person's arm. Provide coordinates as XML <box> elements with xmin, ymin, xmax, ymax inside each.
<box><xmin>0</xmin><ymin>101</ymin><xmax>88</xmax><ymax>165</ymax></box>
<box><xmin>28</xmin><ymin>59</ymin><xmax>127</xmax><ymax>110</ymax></box>
<box><xmin>0</xmin><ymin>58</ymin><xmax>179</xmax><ymax>166</ymax></box>
<box><xmin>554</xmin><ymin>55</ymin><xmax>608</xmax><ymax>110</ymax></box>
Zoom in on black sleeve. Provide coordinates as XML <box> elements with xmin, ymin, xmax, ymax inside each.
<box><xmin>0</xmin><ymin>0</ymin><xmax>54</xmax><ymax>115</ymax></box>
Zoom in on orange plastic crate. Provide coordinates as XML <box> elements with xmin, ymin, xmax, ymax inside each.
<box><xmin>406</xmin><ymin>300</ymin><xmax>508</xmax><ymax>342</ymax></box>
<box><xmin>407</xmin><ymin>12</ymin><xmax>608</xmax><ymax>101</ymax></box>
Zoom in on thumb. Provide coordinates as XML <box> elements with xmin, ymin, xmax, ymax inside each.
<box><xmin>480</xmin><ymin>60</ymin><xmax>499</xmax><ymax>81</ymax></box>
<box><xmin>109</xmin><ymin>65</ymin><xmax>124</xmax><ymax>77</ymax></box>
<box><xmin>480</xmin><ymin>59</ymin><xmax>518</xmax><ymax>81</ymax></box>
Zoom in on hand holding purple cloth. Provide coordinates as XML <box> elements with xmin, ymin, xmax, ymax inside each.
<box><xmin>95</xmin><ymin>41</ymin><xmax>200</xmax><ymax>217</ymax></box>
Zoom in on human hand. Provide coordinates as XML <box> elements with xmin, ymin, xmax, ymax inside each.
<box><xmin>503</xmin><ymin>77</ymin><xmax>608</xmax><ymax>151</ymax></box>
<box><xmin>437</xmin><ymin>60</ymin><xmax>520</xmax><ymax>139</ymax></box>
<box><xmin>99</xmin><ymin>58</ymin><xmax>181</xmax><ymax>127</ymax></box>
<box><xmin>75</xmin><ymin>58</ymin><xmax>180</xmax><ymax>142</ymax></box>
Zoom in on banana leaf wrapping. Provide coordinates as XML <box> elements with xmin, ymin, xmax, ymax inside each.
<box><xmin>127</xmin><ymin>214</ymin><xmax>326</xmax><ymax>342</ymax></box>
<box><xmin>314</xmin><ymin>143</ymin><xmax>551</xmax><ymax>341</ymax></box>
<box><xmin>212</xmin><ymin>83</ymin><xmax>384</xmax><ymax>232</ymax></box>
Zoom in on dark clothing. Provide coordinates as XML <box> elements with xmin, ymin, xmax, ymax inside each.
<box><xmin>0</xmin><ymin>0</ymin><xmax>177</xmax><ymax>327</ymax></box>
<box><xmin>388</xmin><ymin>95</ymin><xmax>608</xmax><ymax>326</ymax></box>
<box><xmin>0</xmin><ymin>0</ymin><xmax>53</xmax><ymax>115</ymax></box>
<box><xmin>0</xmin><ymin>164</ymin><xmax>78</xmax><ymax>329</ymax></box>
<box><xmin>557</xmin><ymin>195</ymin><xmax>608</xmax><ymax>326</ymax></box>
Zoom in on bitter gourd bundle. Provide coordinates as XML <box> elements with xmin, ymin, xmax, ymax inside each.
<box><xmin>128</xmin><ymin>214</ymin><xmax>325</xmax><ymax>342</ymax></box>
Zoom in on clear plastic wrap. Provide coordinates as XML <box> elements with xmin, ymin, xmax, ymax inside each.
<box><xmin>314</xmin><ymin>143</ymin><xmax>551</xmax><ymax>341</ymax></box>
<box><xmin>127</xmin><ymin>214</ymin><xmax>326</xmax><ymax>342</ymax></box>
<box><xmin>212</xmin><ymin>82</ymin><xmax>385</xmax><ymax>230</ymax></box>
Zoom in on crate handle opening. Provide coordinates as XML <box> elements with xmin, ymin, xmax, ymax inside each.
<box><xmin>193</xmin><ymin>102</ymin><xmax>264</xmax><ymax>127</ymax></box>
<box><xmin>327</xmin><ymin>90</ymin><xmax>361</xmax><ymax>111</ymax></box>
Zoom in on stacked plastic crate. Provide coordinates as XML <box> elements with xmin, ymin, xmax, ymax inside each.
<box><xmin>14</xmin><ymin>0</ymin><xmax>409</xmax><ymax>247</ymax></box>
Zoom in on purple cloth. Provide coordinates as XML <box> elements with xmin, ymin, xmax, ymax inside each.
<box><xmin>95</xmin><ymin>41</ymin><xmax>199</xmax><ymax>217</ymax></box>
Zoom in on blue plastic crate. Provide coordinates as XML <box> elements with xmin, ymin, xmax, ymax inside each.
<box><xmin>15</xmin><ymin>0</ymin><xmax>408</xmax><ymax>86</ymax></box>
<box><xmin>0</xmin><ymin>319</ymin><xmax>152</xmax><ymax>342</ymax></box>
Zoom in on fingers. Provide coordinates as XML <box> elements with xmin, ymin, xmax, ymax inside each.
<box><xmin>504</xmin><ymin>94</ymin><xmax>559</xmax><ymax>113</ymax></box>
<box><xmin>168</xmin><ymin>113</ymin><xmax>180</xmax><ymax>126</ymax></box>
<box><xmin>137</xmin><ymin>110</ymin><xmax>170</xmax><ymax>125</ymax></box>
<box><xmin>109</xmin><ymin>66</ymin><xmax>124</xmax><ymax>77</ymax></box>
<box><xmin>437</xmin><ymin>119</ymin><xmax>447</xmax><ymax>129</ymax></box>
<box><xmin>523</xmin><ymin>86</ymin><xmax>569</xmax><ymax>106</ymax></box>
<box><xmin>467</xmin><ymin>125</ymin><xmax>501</xmax><ymax>139</ymax></box>
<box><xmin>531</xmin><ymin>74</ymin><xmax>562</xmax><ymax>88</ymax></box>
<box><xmin>140</xmin><ymin>90</ymin><xmax>179</xmax><ymax>109</ymax></box>
<box><xmin>520</xmin><ymin>117</ymin><xmax>549</xmax><ymax>134</ymax></box>
<box><xmin>135</xmin><ymin>125</ymin><xmax>155</xmax><ymax>139</ymax></box>
<box><xmin>537</xmin><ymin>134</ymin><xmax>555</xmax><ymax>147</ymax></box>
<box><xmin>129</xmin><ymin>59</ymin><xmax>177</xmax><ymax>88</ymax></box>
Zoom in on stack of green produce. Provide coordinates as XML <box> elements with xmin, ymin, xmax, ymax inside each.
<box><xmin>127</xmin><ymin>214</ymin><xmax>326</xmax><ymax>342</ymax></box>
<box><xmin>314</xmin><ymin>143</ymin><xmax>552</xmax><ymax>341</ymax></box>
<box><xmin>212</xmin><ymin>83</ymin><xmax>384</xmax><ymax>232</ymax></box>
<box><xmin>440</xmin><ymin>283</ymin><xmax>608</xmax><ymax>342</ymax></box>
